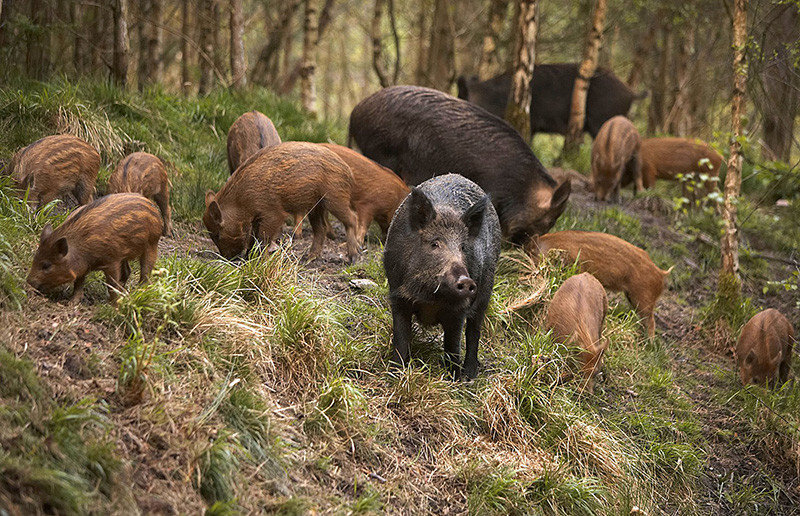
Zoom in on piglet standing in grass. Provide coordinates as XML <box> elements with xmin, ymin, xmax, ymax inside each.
<box><xmin>27</xmin><ymin>193</ymin><xmax>163</xmax><ymax>304</ymax></box>
<box><xmin>736</xmin><ymin>308</ymin><xmax>794</xmax><ymax>386</ymax></box>
<box><xmin>109</xmin><ymin>152</ymin><xmax>173</xmax><ymax>236</ymax></box>
<box><xmin>384</xmin><ymin>174</ymin><xmax>501</xmax><ymax>379</ymax></box>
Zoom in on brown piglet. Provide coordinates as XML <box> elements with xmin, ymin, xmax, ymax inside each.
<box><xmin>11</xmin><ymin>134</ymin><xmax>100</xmax><ymax>209</ymax></box>
<box><xmin>528</xmin><ymin>230</ymin><xmax>672</xmax><ymax>338</ymax></box>
<box><xmin>227</xmin><ymin>110</ymin><xmax>282</xmax><ymax>174</ymax></box>
<box><xmin>109</xmin><ymin>152</ymin><xmax>172</xmax><ymax>236</ymax></box>
<box><xmin>319</xmin><ymin>143</ymin><xmax>410</xmax><ymax>244</ymax></box>
<box><xmin>736</xmin><ymin>308</ymin><xmax>794</xmax><ymax>386</ymax></box>
<box><xmin>640</xmin><ymin>137</ymin><xmax>723</xmax><ymax>191</ymax></box>
<box><xmin>204</xmin><ymin>142</ymin><xmax>360</xmax><ymax>262</ymax></box>
<box><xmin>27</xmin><ymin>193</ymin><xmax>162</xmax><ymax>304</ymax></box>
<box><xmin>547</xmin><ymin>272</ymin><xmax>609</xmax><ymax>392</ymax></box>
<box><xmin>591</xmin><ymin>116</ymin><xmax>642</xmax><ymax>202</ymax></box>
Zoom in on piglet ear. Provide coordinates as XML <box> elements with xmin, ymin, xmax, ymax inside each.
<box><xmin>40</xmin><ymin>223</ymin><xmax>53</xmax><ymax>242</ymax></box>
<box><xmin>462</xmin><ymin>195</ymin><xmax>489</xmax><ymax>238</ymax></box>
<box><xmin>408</xmin><ymin>187</ymin><xmax>434</xmax><ymax>231</ymax></box>
<box><xmin>745</xmin><ymin>350</ymin><xmax>756</xmax><ymax>364</ymax></box>
<box><xmin>53</xmin><ymin>237</ymin><xmax>68</xmax><ymax>258</ymax></box>
<box><xmin>208</xmin><ymin>200</ymin><xmax>222</xmax><ymax>226</ymax></box>
<box><xmin>205</xmin><ymin>190</ymin><xmax>216</xmax><ymax>208</ymax></box>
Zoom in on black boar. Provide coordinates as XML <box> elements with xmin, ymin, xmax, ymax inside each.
<box><xmin>227</xmin><ymin>110</ymin><xmax>282</xmax><ymax>174</ymax></box>
<box><xmin>384</xmin><ymin>174</ymin><xmax>501</xmax><ymax>379</ymax></box>
<box><xmin>204</xmin><ymin>142</ymin><xmax>360</xmax><ymax>262</ymax></box>
<box><xmin>349</xmin><ymin>85</ymin><xmax>570</xmax><ymax>245</ymax></box>
<box><xmin>456</xmin><ymin>64</ymin><xmax>646</xmax><ymax>138</ymax></box>
<box><xmin>109</xmin><ymin>152</ymin><xmax>172</xmax><ymax>236</ymax></box>
<box><xmin>27</xmin><ymin>193</ymin><xmax>162</xmax><ymax>304</ymax></box>
<box><xmin>11</xmin><ymin>134</ymin><xmax>100</xmax><ymax>209</ymax></box>
<box><xmin>736</xmin><ymin>308</ymin><xmax>794</xmax><ymax>386</ymax></box>
<box><xmin>591</xmin><ymin>116</ymin><xmax>642</xmax><ymax>202</ymax></box>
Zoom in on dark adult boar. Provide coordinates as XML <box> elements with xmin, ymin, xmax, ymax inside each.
<box><xmin>27</xmin><ymin>193</ymin><xmax>162</xmax><ymax>304</ymax></box>
<box><xmin>640</xmin><ymin>137</ymin><xmax>723</xmax><ymax>191</ymax></box>
<box><xmin>349</xmin><ymin>85</ymin><xmax>570</xmax><ymax>245</ymax></box>
<box><xmin>204</xmin><ymin>142</ymin><xmax>360</xmax><ymax>261</ymax></box>
<box><xmin>456</xmin><ymin>64</ymin><xmax>646</xmax><ymax>138</ymax></box>
<box><xmin>384</xmin><ymin>174</ymin><xmax>501</xmax><ymax>379</ymax></box>
<box><xmin>227</xmin><ymin>110</ymin><xmax>282</xmax><ymax>173</ymax></box>
<box><xmin>528</xmin><ymin>230</ymin><xmax>672</xmax><ymax>338</ymax></box>
<box><xmin>736</xmin><ymin>308</ymin><xmax>794</xmax><ymax>386</ymax></box>
<box><xmin>591</xmin><ymin>116</ymin><xmax>642</xmax><ymax>202</ymax></box>
<box><xmin>546</xmin><ymin>272</ymin><xmax>608</xmax><ymax>393</ymax></box>
<box><xmin>319</xmin><ymin>143</ymin><xmax>410</xmax><ymax>244</ymax></box>
<box><xmin>109</xmin><ymin>152</ymin><xmax>172</xmax><ymax>236</ymax></box>
<box><xmin>11</xmin><ymin>134</ymin><xmax>100</xmax><ymax>209</ymax></box>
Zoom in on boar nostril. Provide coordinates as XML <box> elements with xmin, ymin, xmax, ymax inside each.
<box><xmin>455</xmin><ymin>275</ymin><xmax>476</xmax><ymax>297</ymax></box>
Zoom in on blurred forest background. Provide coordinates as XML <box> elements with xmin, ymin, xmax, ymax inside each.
<box><xmin>0</xmin><ymin>0</ymin><xmax>797</xmax><ymax>164</ymax></box>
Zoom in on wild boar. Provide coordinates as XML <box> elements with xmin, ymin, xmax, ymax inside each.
<box><xmin>349</xmin><ymin>85</ymin><xmax>570</xmax><ymax>245</ymax></box>
<box><xmin>456</xmin><ymin>64</ymin><xmax>647</xmax><ymax>138</ymax></box>
<box><xmin>227</xmin><ymin>110</ymin><xmax>282</xmax><ymax>174</ymax></box>
<box><xmin>11</xmin><ymin>134</ymin><xmax>100</xmax><ymax>209</ymax></box>
<box><xmin>384</xmin><ymin>174</ymin><xmax>501</xmax><ymax>379</ymax></box>
<box><xmin>203</xmin><ymin>141</ymin><xmax>360</xmax><ymax>262</ymax></box>
<box><xmin>26</xmin><ymin>193</ymin><xmax>162</xmax><ymax>304</ymax></box>
<box><xmin>528</xmin><ymin>230</ymin><xmax>672</xmax><ymax>338</ymax></box>
<box><xmin>640</xmin><ymin>137</ymin><xmax>723</xmax><ymax>191</ymax></box>
<box><xmin>546</xmin><ymin>272</ymin><xmax>609</xmax><ymax>392</ymax></box>
<box><xmin>108</xmin><ymin>152</ymin><xmax>172</xmax><ymax>236</ymax></box>
<box><xmin>736</xmin><ymin>308</ymin><xmax>794</xmax><ymax>386</ymax></box>
<box><xmin>319</xmin><ymin>143</ymin><xmax>410</xmax><ymax>244</ymax></box>
<box><xmin>591</xmin><ymin>116</ymin><xmax>642</xmax><ymax>202</ymax></box>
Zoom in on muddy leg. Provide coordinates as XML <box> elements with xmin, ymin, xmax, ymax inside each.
<box><xmin>326</xmin><ymin>204</ymin><xmax>360</xmax><ymax>263</ymax></box>
<box><xmin>68</xmin><ymin>275</ymin><xmax>86</xmax><ymax>306</ymax></box>
<box><xmin>139</xmin><ymin>244</ymin><xmax>158</xmax><ymax>284</ymax></box>
<box><xmin>155</xmin><ymin>191</ymin><xmax>172</xmax><ymax>236</ymax></box>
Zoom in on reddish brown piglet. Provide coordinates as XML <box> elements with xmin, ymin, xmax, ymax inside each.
<box><xmin>640</xmin><ymin>137</ymin><xmax>723</xmax><ymax>191</ymax></box>
<box><xmin>227</xmin><ymin>110</ymin><xmax>282</xmax><ymax>174</ymax></box>
<box><xmin>736</xmin><ymin>308</ymin><xmax>794</xmax><ymax>386</ymax></box>
<box><xmin>27</xmin><ymin>193</ymin><xmax>163</xmax><ymax>304</ymax></box>
<box><xmin>591</xmin><ymin>116</ymin><xmax>642</xmax><ymax>202</ymax></box>
<box><xmin>204</xmin><ymin>142</ymin><xmax>360</xmax><ymax>262</ymax></box>
<box><xmin>319</xmin><ymin>143</ymin><xmax>410</xmax><ymax>244</ymax></box>
<box><xmin>11</xmin><ymin>134</ymin><xmax>100</xmax><ymax>209</ymax></box>
<box><xmin>547</xmin><ymin>272</ymin><xmax>608</xmax><ymax>392</ymax></box>
<box><xmin>109</xmin><ymin>152</ymin><xmax>172</xmax><ymax>236</ymax></box>
<box><xmin>528</xmin><ymin>230</ymin><xmax>672</xmax><ymax>338</ymax></box>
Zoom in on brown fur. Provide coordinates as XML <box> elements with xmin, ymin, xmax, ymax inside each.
<box><xmin>547</xmin><ymin>272</ymin><xmax>609</xmax><ymax>392</ymax></box>
<box><xmin>26</xmin><ymin>193</ymin><xmax>162</xmax><ymax>304</ymax></box>
<box><xmin>204</xmin><ymin>141</ymin><xmax>360</xmax><ymax>261</ymax></box>
<box><xmin>591</xmin><ymin>116</ymin><xmax>642</xmax><ymax>202</ymax></box>
<box><xmin>640</xmin><ymin>137</ymin><xmax>723</xmax><ymax>190</ymax></box>
<box><xmin>319</xmin><ymin>144</ymin><xmax>410</xmax><ymax>243</ymax></box>
<box><xmin>11</xmin><ymin>134</ymin><xmax>100</xmax><ymax>209</ymax></box>
<box><xmin>227</xmin><ymin>110</ymin><xmax>282</xmax><ymax>174</ymax></box>
<box><xmin>109</xmin><ymin>152</ymin><xmax>172</xmax><ymax>236</ymax></box>
<box><xmin>528</xmin><ymin>230</ymin><xmax>672</xmax><ymax>337</ymax></box>
<box><xmin>736</xmin><ymin>308</ymin><xmax>794</xmax><ymax>386</ymax></box>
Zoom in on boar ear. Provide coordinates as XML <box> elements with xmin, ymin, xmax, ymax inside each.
<box><xmin>408</xmin><ymin>187</ymin><xmax>434</xmax><ymax>231</ymax></box>
<box><xmin>40</xmin><ymin>223</ymin><xmax>53</xmax><ymax>242</ymax></box>
<box><xmin>745</xmin><ymin>350</ymin><xmax>756</xmax><ymax>364</ymax></box>
<box><xmin>205</xmin><ymin>190</ymin><xmax>216</xmax><ymax>208</ymax></box>
<box><xmin>462</xmin><ymin>195</ymin><xmax>489</xmax><ymax>237</ymax></box>
<box><xmin>208</xmin><ymin>200</ymin><xmax>222</xmax><ymax>226</ymax></box>
<box><xmin>53</xmin><ymin>237</ymin><xmax>68</xmax><ymax>258</ymax></box>
<box><xmin>550</xmin><ymin>180</ymin><xmax>571</xmax><ymax>213</ymax></box>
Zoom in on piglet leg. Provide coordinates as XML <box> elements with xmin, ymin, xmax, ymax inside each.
<box><xmin>390</xmin><ymin>299</ymin><xmax>414</xmax><ymax>368</ymax></box>
<box><xmin>68</xmin><ymin>275</ymin><xmax>86</xmax><ymax>306</ymax></box>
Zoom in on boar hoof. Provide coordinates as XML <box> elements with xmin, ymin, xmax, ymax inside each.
<box><xmin>461</xmin><ymin>361</ymin><xmax>479</xmax><ymax>381</ymax></box>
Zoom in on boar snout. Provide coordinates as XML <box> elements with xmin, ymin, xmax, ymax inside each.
<box><xmin>441</xmin><ymin>264</ymin><xmax>476</xmax><ymax>300</ymax></box>
<box><xmin>455</xmin><ymin>275</ymin><xmax>476</xmax><ymax>297</ymax></box>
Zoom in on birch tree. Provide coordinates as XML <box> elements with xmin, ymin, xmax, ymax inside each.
<box><xmin>505</xmin><ymin>0</ymin><xmax>538</xmax><ymax>141</ymax></box>
<box><xmin>112</xmin><ymin>0</ymin><xmax>129</xmax><ymax>86</ymax></box>
<box><xmin>300</xmin><ymin>0</ymin><xmax>319</xmax><ymax>116</ymax></box>
<box><xmin>478</xmin><ymin>0</ymin><xmax>509</xmax><ymax>80</ymax></box>
<box><xmin>230</xmin><ymin>0</ymin><xmax>246</xmax><ymax>89</ymax></box>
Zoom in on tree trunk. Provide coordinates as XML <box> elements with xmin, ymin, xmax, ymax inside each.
<box><xmin>91</xmin><ymin>4</ymin><xmax>108</xmax><ymax>75</ymax></box>
<box><xmin>229</xmin><ymin>0</ymin><xmax>245</xmax><ymax>89</ymax></box>
<box><xmin>562</xmin><ymin>0</ymin><xmax>607</xmax><ymax>157</ymax></box>
<box><xmin>27</xmin><ymin>0</ymin><xmax>48</xmax><ymax>79</ymax></box>
<box><xmin>250</xmin><ymin>0</ymin><xmax>299</xmax><ymax>86</ymax></box>
<box><xmin>371</xmin><ymin>0</ymin><xmax>389</xmax><ymax>87</ymax></box>
<box><xmin>198</xmin><ymin>0</ymin><xmax>214</xmax><ymax>94</ymax></box>
<box><xmin>414</xmin><ymin>1</ymin><xmax>428</xmax><ymax>84</ymax></box>
<box><xmin>505</xmin><ymin>0</ymin><xmax>537</xmax><ymax>140</ymax></box>
<box><xmin>70</xmin><ymin>1</ymin><xmax>86</xmax><ymax>73</ymax></box>
<box><xmin>112</xmin><ymin>0</ymin><xmax>129</xmax><ymax>86</ymax></box>
<box><xmin>211</xmin><ymin>0</ymin><xmax>223</xmax><ymax>81</ymax></box>
<box><xmin>149</xmin><ymin>0</ymin><xmax>163</xmax><ymax>83</ymax></box>
<box><xmin>137</xmin><ymin>0</ymin><xmax>150</xmax><ymax>89</ymax></box>
<box><xmin>478</xmin><ymin>0</ymin><xmax>509</xmax><ymax>80</ymax></box>
<box><xmin>665</xmin><ymin>25</ymin><xmax>693</xmax><ymax>136</ymax></box>
<box><xmin>424</xmin><ymin>0</ymin><xmax>455</xmax><ymax>91</ymax></box>
<box><xmin>647</xmin><ymin>19</ymin><xmax>670</xmax><ymax>135</ymax></box>
<box><xmin>601</xmin><ymin>24</ymin><xmax>618</xmax><ymax>69</ymax></box>
<box><xmin>181</xmin><ymin>0</ymin><xmax>191</xmax><ymax>94</ymax></box>
<box><xmin>300</xmin><ymin>0</ymin><xmax>319</xmax><ymax>116</ymax></box>
<box><xmin>719</xmin><ymin>0</ymin><xmax>747</xmax><ymax>297</ymax></box>
<box><xmin>626</xmin><ymin>24</ymin><xmax>655</xmax><ymax>90</ymax></box>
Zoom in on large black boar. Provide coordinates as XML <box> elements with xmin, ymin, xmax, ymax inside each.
<box><xmin>384</xmin><ymin>174</ymin><xmax>501</xmax><ymax>379</ymax></box>
<box><xmin>456</xmin><ymin>63</ymin><xmax>646</xmax><ymax>138</ymax></box>
<box><xmin>349</xmin><ymin>85</ymin><xmax>570</xmax><ymax>245</ymax></box>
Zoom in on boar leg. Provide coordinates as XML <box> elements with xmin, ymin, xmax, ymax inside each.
<box><xmin>390</xmin><ymin>299</ymin><xmax>414</xmax><ymax>368</ymax></box>
<box><xmin>626</xmin><ymin>293</ymin><xmax>656</xmax><ymax>338</ymax></box>
<box><xmin>779</xmin><ymin>357</ymin><xmax>791</xmax><ymax>384</ymax></box>
<box><xmin>324</xmin><ymin>196</ymin><xmax>360</xmax><ymax>263</ymax></box>
<box><xmin>119</xmin><ymin>260</ymin><xmax>131</xmax><ymax>285</ymax></box>
<box><xmin>139</xmin><ymin>244</ymin><xmax>158</xmax><ymax>284</ymax></box>
<box><xmin>73</xmin><ymin>178</ymin><xmax>93</xmax><ymax>206</ymax></box>
<box><xmin>292</xmin><ymin>214</ymin><xmax>304</xmax><ymax>238</ymax></box>
<box><xmin>68</xmin><ymin>275</ymin><xmax>86</xmax><ymax>306</ymax></box>
<box><xmin>307</xmin><ymin>206</ymin><xmax>328</xmax><ymax>260</ymax></box>
<box><xmin>463</xmin><ymin>313</ymin><xmax>484</xmax><ymax>380</ymax></box>
<box><xmin>154</xmin><ymin>191</ymin><xmax>172</xmax><ymax>237</ymax></box>
<box><xmin>441</xmin><ymin>315</ymin><xmax>464</xmax><ymax>379</ymax></box>
<box><xmin>103</xmin><ymin>266</ymin><xmax>124</xmax><ymax>304</ymax></box>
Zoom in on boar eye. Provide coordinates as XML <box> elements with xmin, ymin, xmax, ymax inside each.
<box><xmin>41</xmin><ymin>262</ymin><xmax>51</xmax><ymax>271</ymax></box>
<box><xmin>430</xmin><ymin>240</ymin><xmax>440</xmax><ymax>249</ymax></box>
